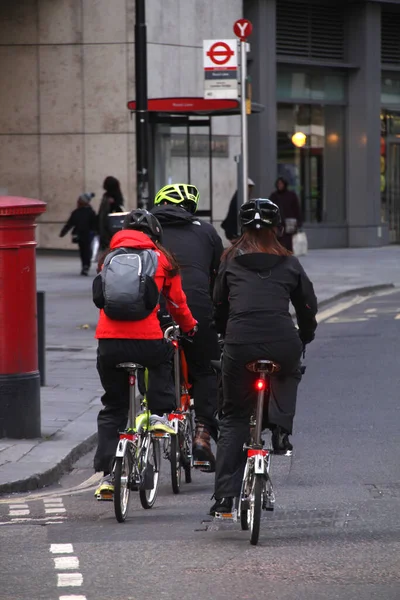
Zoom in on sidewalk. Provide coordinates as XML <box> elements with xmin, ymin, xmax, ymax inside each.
<box><xmin>0</xmin><ymin>246</ymin><xmax>399</xmax><ymax>494</ymax></box>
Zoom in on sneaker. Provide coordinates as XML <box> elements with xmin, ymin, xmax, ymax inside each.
<box><xmin>271</xmin><ymin>426</ymin><xmax>293</xmax><ymax>455</ymax></box>
<box><xmin>149</xmin><ymin>414</ymin><xmax>175</xmax><ymax>435</ymax></box>
<box><xmin>193</xmin><ymin>424</ymin><xmax>216</xmax><ymax>471</ymax></box>
<box><xmin>209</xmin><ymin>497</ymin><xmax>234</xmax><ymax>516</ymax></box>
<box><xmin>94</xmin><ymin>476</ymin><xmax>114</xmax><ymax>501</ymax></box>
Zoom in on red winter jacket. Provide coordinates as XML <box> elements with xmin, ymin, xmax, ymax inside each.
<box><xmin>95</xmin><ymin>230</ymin><xmax>196</xmax><ymax>339</ymax></box>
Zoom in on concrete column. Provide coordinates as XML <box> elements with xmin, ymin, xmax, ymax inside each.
<box><xmin>346</xmin><ymin>2</ymin><xmax>388</xmax><ymax>246</ymax></box>
<box><xmin>245</xmin><ymin>0</ymin><xmax>277</xmax><ymax>198</ymax></box>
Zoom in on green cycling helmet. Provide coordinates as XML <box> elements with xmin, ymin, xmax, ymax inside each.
<box><xmin>154</xmin><ymin>183</ymin><xmax>200</xmax><ymax>214</ymax></box>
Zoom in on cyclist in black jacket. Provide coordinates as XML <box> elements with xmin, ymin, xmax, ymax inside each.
<box><xmin>210</xmin><ymin>198</ymin><xmax>317</xmax><ymax>515</ymax></box>
<box><xmin>152</xmin><ymin>183</ymin><xmax>224</xmax><ymax>470</ymax></box>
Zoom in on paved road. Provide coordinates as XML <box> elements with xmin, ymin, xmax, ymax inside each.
<box><xmin>1</xmin><ymin>289</ymin><xmax>400</xmax><ymax>600</ymax></box>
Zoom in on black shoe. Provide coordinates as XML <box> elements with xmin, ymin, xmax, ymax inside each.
<box><xmin>272</xmin><ymin>426</ymin><xmax>293</xmax><ymax>455</ymax></box>
<box><xmin>209</xmin><ymin>497</ymin><xmax>234</xmax><ymax>516</ymax></box>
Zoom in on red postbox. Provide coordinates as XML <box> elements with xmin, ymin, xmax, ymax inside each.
<box><xmin>0</xmin><ymin>197</ymin><xmax>46</xmax><ymax>438</ymax></box>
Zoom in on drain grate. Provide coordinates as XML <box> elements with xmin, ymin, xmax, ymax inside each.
<box><xmin>365</xmin><ymin>483</ymin><xmax>400</xmax><ymax>499</ymax></box>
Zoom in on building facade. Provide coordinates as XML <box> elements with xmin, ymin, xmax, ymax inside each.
<box><xmin>0</xmin><ymin>0</ymin><xmax>241</xmax><ymax>249</ymax></box>
<box><xmin>246</xmin><ymin>0</ymin><xmax>400</xmax><ymax>247</ymax></box>
<box><xmin>2</xmin><ymin>0</ymin><xmax>400</xmax><ymax>249</ymax></box>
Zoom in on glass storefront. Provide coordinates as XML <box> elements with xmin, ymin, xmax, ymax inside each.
<box><xmin>276</xmin><ymin>68</ymin><xmax>346</xmax><ymax>224</ymax></box>
<box><xmin>380</xmin><ymin>109</ymin><xmax>400</xmax><ymax>242</ymax></box>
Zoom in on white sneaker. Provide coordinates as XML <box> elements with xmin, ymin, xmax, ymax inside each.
<box><xmin>149</xmin><ymin>414</ymin><xmax>175</xmax><ymax>435</ymax></box>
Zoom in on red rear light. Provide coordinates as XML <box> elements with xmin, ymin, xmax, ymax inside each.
<box><xmin>255</xmin><ymin>378</ymin><xmax>266</xmax><ymax>391</ymax></box>
<box><xmin>171</xmin><ymin>340</ymin><xmax>178</xmax><ymax>348</ymax></box>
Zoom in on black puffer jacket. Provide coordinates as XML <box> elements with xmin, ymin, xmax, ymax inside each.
<box><xmin>213</xmin><ymin>253</ymin><xmax>317</xmax><ymax>345</ymax></box>
<box><xmin>151</xmin><ymin>205</ymin><xmax>224</xmax><ymax>309</ymax></box>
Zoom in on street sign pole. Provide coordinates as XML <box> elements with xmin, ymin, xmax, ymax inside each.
<box><xmin>240</xmin><ymin>37</ymin><xmax>248</xmax><ymax>207</ymax></box>
<box><xmin>234</xmin><ymin>19</ymin><xmax>253</xmax><ymax>209</ymax></box>
<box><xmin>135</xmin><ymin>0</ymin><xmax>149</xmax><ymax>209</ymax></box>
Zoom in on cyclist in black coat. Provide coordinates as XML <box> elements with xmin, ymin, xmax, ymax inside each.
<box><xmin>210</xmin><ymin>198</ymin><xmax>317</xmax><ymax>516</ymax></box>
<box><xmin>151</xmin><ymin>183</ymin><xmax>224</xmax><ymax>470</ymax></box>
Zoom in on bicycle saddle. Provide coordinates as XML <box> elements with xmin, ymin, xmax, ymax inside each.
<box><xmin>117</xmin><ymin>362</ymin><xmax>143</xmax><ymax>371</ymax></box>
<box><xmin>245</xmin><ymin>359</ymin><xmax>281</xmax><ymax>374</ymax></box>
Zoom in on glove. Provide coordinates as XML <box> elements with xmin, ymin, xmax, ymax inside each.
<box><xmin>299</xmin><ymin>331</ymin><xmax>315</xmax><ymax>345</ymax></box>
<box><xmin>185</xmin><ymin>323</ymin><xmax>198</xmax><ymax>338</ymax></box>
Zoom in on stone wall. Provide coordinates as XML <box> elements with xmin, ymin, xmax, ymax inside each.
<box><xmin>0</xmin><ymin>0</ymin><xmax>241</xmax><ymax>248</ymax></box>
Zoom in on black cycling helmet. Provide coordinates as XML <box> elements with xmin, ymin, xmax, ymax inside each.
<box><xmin>239</xmin><ymin>198</ymin><xmax>281</xmax><ymax>230</ymax></box>
<box><xmin>123</xmin><ymin>209</ymin><xmax>163</xmax><ymax>243</ymax></box>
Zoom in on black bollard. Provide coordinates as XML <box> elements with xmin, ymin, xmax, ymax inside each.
<box><xmin>37</xmin><ymin>291</ymin><xmax>45</xmax><ymax>387</ymax></box>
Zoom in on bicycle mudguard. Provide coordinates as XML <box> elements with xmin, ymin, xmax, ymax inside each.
<box><xmin>140</xmin><ymin>463</ymin><xmax>155</xmax><ymax>491</ymax></box>
<box><xmin>115</xmin><ymin>437</ymin><xmax>130</xmax><ymax>458</ymax></box>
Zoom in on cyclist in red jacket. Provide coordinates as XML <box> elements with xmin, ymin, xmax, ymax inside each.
<box><xmin>93</xmin><ymin>210</ymin><xmax>197</xmax><ymax>500</ymax></box>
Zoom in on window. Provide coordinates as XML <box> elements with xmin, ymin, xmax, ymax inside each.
<box><xmin>277</xmin><ymin>68</ymin><xmax>346</xmax><ymax>103</ymax></box>
<box><xmin>277</xmin><ymin>104</ymin><xmax>345</xmax><ymax>223</ymax></box>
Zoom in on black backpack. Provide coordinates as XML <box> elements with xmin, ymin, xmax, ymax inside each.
<box><xmin>93</xmin><ymin>247</ymin><xmax>160</xmax><ymax>321</ymax></box>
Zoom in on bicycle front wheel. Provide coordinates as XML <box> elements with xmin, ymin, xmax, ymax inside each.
<box><xmin>170</xmin><ymin>434</ymin><xmax>181</xmax><ymax>494</ymax></box>
<box><xmin>139</xmin><ymin>437</ymin><xmax>161</xmax><ymax>509</ymax></box>
<box><xmin>249</xmin><ymin>474</ymin><xmax>263</xmax><ymax>545</ymax></box>
<box><xmin>114</xmin><ymin>453</ymin><xmax>131</xmax><ymax>523</ymax></box>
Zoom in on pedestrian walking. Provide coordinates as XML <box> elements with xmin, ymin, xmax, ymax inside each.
<box><xmin>98</xmin><ymin>176</ymin><xmax>125</xmax><ymax>251</ymax></box>
<box><xmin>59</xmin><ymin>192</ymin><xmax>97</xmax><ymax>276</ymax></box>
<box><xmin>269</xmin><ymin>177</ymin><xmax>302</xmax><ymax>252</ymax></box>
<box><xmin>221</xmin><ymin>178</ymin><xmax>255</xmax><ymax>243</ymax></box>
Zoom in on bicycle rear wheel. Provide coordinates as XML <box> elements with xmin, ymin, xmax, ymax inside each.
<box><xmin>181</xmin><ymin>415</ymin><xmax>193</xmax><ymax>484</ymax></box>
<box><xmin>170</xmin><ymin>434</ymin><xmax>181</xmax><ymax>494</ymax></box>
<box><xmin>249</xmin><ymin>474</ymin><xmax>263</xmax><ymax>545</ymax></box>
<box><xmin>114</xmin><ymin>452</ymin><xmax>131</xmax><ymax>523</ymax></box>
<box><xmin>139</xmin><ymin>437</ymin><xmax>161</xmax><ymax>509</ymax></box>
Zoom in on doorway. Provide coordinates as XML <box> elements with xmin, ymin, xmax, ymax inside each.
<box><xmin>386</xmin><ymin>141</ymin><xmax>400</xmax><ymax>242</ymax></box>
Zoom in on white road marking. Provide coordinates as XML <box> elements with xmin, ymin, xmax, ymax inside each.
<box><xmin>51</xmin><ymin>544</ymin><xmax>74</xmax><ymax>554</ymax></box>
<box><xmin>57</xmin><ymin>573</ymin><xmax>83</xmax><ymax>587</ymax></box>
<box><xmin>0</xmin><ymin>472</ymin><xmax>103</xmax><ymax>504</ymax></box>
<box><xmin>59</xmin><ymin>596</ymin><xmax>87</xmax><ymax>600</ymax></box>
<box><xmin>8</xmin><ymin>503</ymin><xmax>29</xmax><ymax>509</ymax></box>
<box><xmin>54</xmin><ymin>556</ymin><xmax>80</xmax><ymax>570</ymax></box>
<box><xmin>44</xmin><ymin>499</ymin><xmax>64</xmax><ymax>505</ymax></box>
<box><xmin>45</xmin><ymin>507</ymin><xmax>67</xmax><ymax>514</ymax></box>
<box><xmin>46</xmin><ymin>521</ymin><xmax>65</xmax><ymax>525</ymax></box>
<box><xmin>9</xmin><ymin>509</ymin><xmax>30</xmax><ymax>516</ymax></box>
<box><xmin>364</xmin><ymin>308</ymin><xmax>377</xmax><ymax>313</ymax></box>
<box><xmin>326</xmin><ymin>316</ymin><xmax>369</xmax><ymax>324</ymax></box>
<box><xmin>317</xmin><ymin>296</ymin><xmax>368</xmax><ymax>323</ymax></box>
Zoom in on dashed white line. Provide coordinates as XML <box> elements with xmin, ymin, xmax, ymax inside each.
<box><xmin>45</xmin><ymin>507</ymin><xmax>67</xmax><ymax>514</ymax></box>
<box><xmin>54</xmin><ymin>556</ymin><xmax>80</xmax><ymax>570</ymax></box>
<box><xmin>51</xmin><ymin>544</ymin><xmax>74</xmax><ymax>554</ymax></box>
<box><xmin>59</xmin><ymin>596</ymin><xmax>87</xmax><ymax>600</ymax></box>
<box><xmin>57</xmin><ymin>573</ymin><xmax>83</xmax><ymax>587</ymax></box>
<box><xmin>9</xmin><ymin>509</ymin><xmax>30</xmax><ymax>516</ymax></box>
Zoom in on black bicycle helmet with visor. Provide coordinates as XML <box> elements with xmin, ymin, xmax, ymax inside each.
<box><xmin>123</xmin><ymin>209</ymin><xmax>163</xmax><ymax>243</ymax></box>
<box><xmin>239</xmin><ymin>198</ymin><xmax>281</xmax><ymax>230</ymax></box>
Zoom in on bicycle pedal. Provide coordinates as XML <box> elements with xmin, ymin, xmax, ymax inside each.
<box><xmin>214</xmin><ymin>509</ymin><xmax>238</xmax><ymax>522</ymax></box>
<box><xmin>193</xmin><ymin>460</ymin><xmax>211</xmax><ymax>470</ymax></box>
<box><xmin>95</xmin><ymin>493</ymin><xmax>113</xmax><ymax>502</ymax></box>
<box><xmin>151</xmin><ymin>431</ymin><xmax>170</xmax><ymax>439</ymax></box>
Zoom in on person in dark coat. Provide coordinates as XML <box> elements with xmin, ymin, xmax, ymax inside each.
<box><xmin>151</xmin><ymin>183</ymin><xmax>224</xmax><ymax>471</ymax></box>
<box><xmin>98</xmin><ymin>176</ymin><xmax>125</xmax><ymax>250</ymax></box>
<box><xmin>60</xmin><ymin>193</ymin><xmax>97</xmax><ymax>275</ymax></box>
<box><xmin>269</xmin><ymin>177</ymin><xmax>302</xmax><ymax>252</ymax></box>
<box><xmin>209</xmin><ymin>198</ymin><xmax>317</xmax><ymax>516</ymax></box>
<box><xmin>221</xmin><ymin>178</ymin><xmax>255</xmax><ymax>242</ymax></box>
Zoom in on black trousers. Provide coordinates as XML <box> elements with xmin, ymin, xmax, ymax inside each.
<box><xmin>78</xmin><ymin>237</ymin><xmax>92</xmax><ymax>271</ymax></box>
<box><xmin>94</xmin><ymin>338</ymin><xmax>175</xmax><ymax>473</ymax></box>
<box><xmin>181</xmin><ymin>306</ymin><xmax>220</xmax><ymax>441</ymax></box>
<box><xmin>214</xmin><ymin>339</ymin><xmax>302</xmax><ymax>498</ymax></box>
